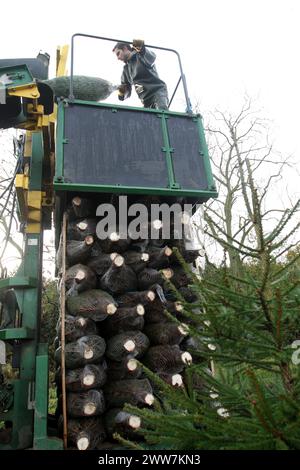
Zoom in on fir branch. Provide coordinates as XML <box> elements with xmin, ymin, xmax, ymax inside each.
<box><xmin>204</xmin><ymin>210</ymin><xmax>259</xmax><ymax>254</ymax></box>
<box><xmin>221</xmin><ymin>271</ymin><xmax>260</xmax><ymax>288</ymax></box>
<box><xmin>138</xmin><ymin>362</ymin><xmax>198</xmax><ymax>411</ymax></box>
<box><xmin>272</xmin><ymin>250</ymin><xmax>300</xmax><ymax>279</ymax></box>
<box><xmin>113</xmin><ymin>433</ymin><xmax>144</xmax><ymax>450</ymax></box>
<box><xmin>203</xmin><ymin>227</ymin><xmax>260</xmax><ymax>259</ymax></box>
<box><xmin>265</xmin><ymin>198</ymin><xmax>300</xmax><ymax>246</ymax></box>
<box><xmin>275</xmin><ymin>289</ymin><xmax>283</xmax><ymax>350</ymax></box>
<box><xmin>282</xmin><ymin>280</ymin><xmax>300</xmax><ymax>298</ymax></box>
<box><xmin>270</xmin><ymin>219</ymin><xmax>300</xmax><ymax>252</ymax></box>
<box><xmin>203</xmin><ymin>279</ymin><xmax>258</xmax><ymax>301</ymax></box>
<box><xmin>246</xmin><ymin>369</ymin><xmax>279</xmax><ymax>430</ymax></box>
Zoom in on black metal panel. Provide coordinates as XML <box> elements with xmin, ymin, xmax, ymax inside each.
<box><xmin>63</xmin><ymin>105</ymin><xmax>168</xmax><ymax>188</ymax></box>
<box><xmin>167</xmin><ymin>116</ymin><xmax>208</xmax><ymax>190</ymax></box>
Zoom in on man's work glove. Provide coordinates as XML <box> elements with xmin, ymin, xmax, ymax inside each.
<box><xmin>118</xmin><ymin>84</ymin><xmax>129</xmax><ymax>101</ymax></box>
<box><xmin>132</xmin><ymin>39</ymin><xmax>144</xmax><ymax>52</ymax></box>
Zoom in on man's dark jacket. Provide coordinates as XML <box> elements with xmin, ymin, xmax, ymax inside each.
<box><xmin>121</xmin><ymin>47</ymin><xmax>168</xmax><ymax>105</ymax></box>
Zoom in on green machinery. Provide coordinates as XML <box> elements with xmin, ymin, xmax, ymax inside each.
<box><xmin>0</xmin><ymin>34</ymin><xmax>217</xmax><ymax>449</ymax></box>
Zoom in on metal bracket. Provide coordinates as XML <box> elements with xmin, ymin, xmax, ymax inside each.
<box><xmin>55</xmin><ymin>176</ymin><xmax>65</xmax><ymax>183</ymax></box>
<box><xmin>0</xmin><ymin>328</ymin><xmax>35</xmax><ymax>341</ymax></box>
<box><xmin>161</xmin><ymin>146</ymin><xmax>174</xmax><ymax>153</ymax></box>
<box><xmin>42</xmin><ymin>196</ymin><xmax>53</xmax><ymax>207</ymax></box>
<box><xmin>169</xmin><ymin>182</ymin><xmax>181</xmax><ymax>189</ymax></box>
<box><xmin>8</xmin><ymin>83</ymin><xmax>40</xmax><ymax>99</ymax></box>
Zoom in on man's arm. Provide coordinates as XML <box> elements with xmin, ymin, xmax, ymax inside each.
<box><xmin>118</xmin><ymin>69</ymin><xmax>132</xmax><ymax>101</ymax></box>
<box><xmin>132</xmin><ymin>39</ymin><xmax>156</xmax><ymax>67</ymax></box>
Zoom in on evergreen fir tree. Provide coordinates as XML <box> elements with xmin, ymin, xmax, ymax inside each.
<box><xmin>114</xmin><ymin>103</ymin><xmax>300</xmax><ymax>451</ymax></box>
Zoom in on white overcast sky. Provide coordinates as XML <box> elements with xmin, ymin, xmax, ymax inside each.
<box><xmin>1</xmin><ymin>0</ymin><xmax>300</xmax><ymax>161</ymax></box>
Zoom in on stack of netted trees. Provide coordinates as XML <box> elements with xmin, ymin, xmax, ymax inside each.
<box><xmin>55</xmin><ymin>195</ymin><xmax>199</xmax><ymax>450</ymax></box>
